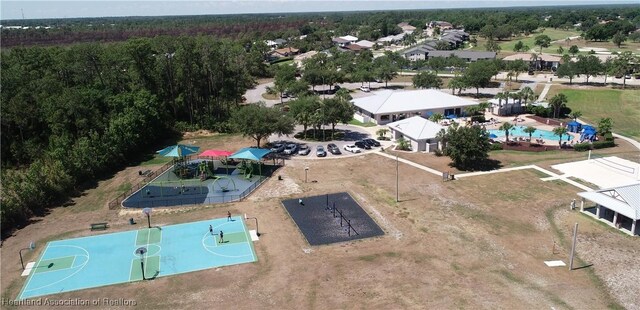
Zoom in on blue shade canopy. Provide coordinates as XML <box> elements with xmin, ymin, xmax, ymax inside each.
<box><xmin>229</xmin><ymin>148</ymin><xmax>271</xmax><ymax>161</ymax></box>
<box><xmin>489</xmin><ymin>133</ymin><xmax>498</xmax><ymax>138</ymax></box>
<box><xmin>446</xmin><ymin>114</ymin><xmax>457</xmax><ymax>119</ymax></box>
<box><xmin>157</xmin><ymin>144</ymin><xmax>200</xmax><ymax>157</ymax></box>
<box><xmin>567</xmin><ymin>121</ymin><xmax>581</xmax><ymax>126</ymax></box>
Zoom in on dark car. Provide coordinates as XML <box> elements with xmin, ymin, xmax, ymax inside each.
<box><xmin>364</xmin><ymin>138</ymin><xmax>381</xmax><ymax>147</ymax></box>
<box><xmin>355</xmin><ymin>140</ymin><xmax>371</xmax><ymax>150</ymax></box>
<box><xmin>327</xmin><ymin>143</ymin><xmax>341</xmax><ymax>155</ymax></box>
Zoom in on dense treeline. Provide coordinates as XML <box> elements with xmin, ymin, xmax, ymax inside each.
<box><xmin>3</xmin><ymin>5</ymin><xmax>639</xmax><ymax>47</ymax></box>
<box><xmin>0</xmin><ymin>35</ymin><xmax>267</xmax><ymax>236</ymax></box>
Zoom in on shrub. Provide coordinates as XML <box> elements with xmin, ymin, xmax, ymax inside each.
<box><xmin>603</xmin><ymin>132</ymin><xmax>614</xmax><ymax>141</ymax></box>
<box><xmin>434</xmin><ymin>149</ymin><xmax>443</xmax><ymax>157</ymax></box>
<box><xmin>489</xmin><ymin>143</ymin><xmax>504</xmax><ymax>151</ymax></box>
<box><xmin>573</xmin><ymin>142</ymin><xmax>592</xmax><ymax>152</ymax></box>
<box><xmin>592</xmin><ymin>140</ymin><xmax>615</xmax><ymax>149</ymax></box>
<box><xmin>471</xmin><ymin>115</ymin><xmax>486</xmax><ymax>123</ymax></box>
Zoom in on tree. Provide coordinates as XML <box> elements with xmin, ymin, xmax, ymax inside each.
<box><xmin>499</xmin><ymin>122</ymin><xmax>514</xmax><ymax>142</ymax></box>
<box><xmin>513</xmin><ymin>40</ymin><xmax>524</xmax><ymax>52</ymax></box>
<box><xmin>610</xmin><ymin>51</ymin><xmax>637</xmax><ymax>89</ymax></box>
<box><xmin>462</xmin><ymin>60</ymin><xmax>497</xmax><ymax>98</ymax></box>
<box><xmin>448</xmin><ymin>77</ymin><xmax>467</xmax><ymax>95</ymax></box>
<box><xmin>373</xmin><ymin>56</ymin><xmax>398</xmax><ymax>88</ymax></box>
<box><xmin>568</xmin><ymin>45</ymin><xmax>579</xmax><ymax>55</ymax></box>
<box><xmin>396</xmin><ymin>137</ymin><xmax>411</xmax><ymax>151</ymax></box>
<box><xmin>519</xmin><ymin>86</ymin><xmax>536</xmax><ymax>110</ymax></box>
<box><xmin>484</xmin><ymin>39</ymin><xmax>501</xmax><ymax>52</ymax></box>
<box><xmin>322</xmin><ymin>95</ymin><xmax>355</xmax><ymax>139</ymax></box>
<box><xmin>231</xmin><ymin>104</ymin><xmax>295</xmax><ymax>147</ymax></box>
<box><xmin>429</xmin><ymin>113</ymin><xmax>444</xmax><ymax>123</ymax></box>
<box><xmin>412</xmin><ymin>72</ymin><xmax>443</xmax><ymax>89</ymax></box>
<box><xmin>569</xmin><ymin>111</ymin><xmax>582</xmax><ymax>121</ymax></box>
<box><xmin>534</xmin><ymin>35</ymin><xmax>551</xmax><ymax>53</ymax></box>
<box><xmin>288</xmin><ymin>96</ymin><xmax>319</xmax><ymax>139</ymax></box>
<box><xmin>576</xmin><ymin>55</ymin><xmax>602</xmax><ymax>84</ymax></box>
<box><xmin>597</xmin><ymin>117</ymin><xmax>613</xmax><ymax>135</ymax></box>
<box><xmin>445</xmin><ymin>125</ymin><xmax>491</xmax><ymax>170</ymax></box>
<box><xmin>507</xmin><ymin>59</ymin><xmax>528</xmax><ymax>82</ymax></box>
<box><xmin>556</xmin><ymin>46</ymin><xmax>564</xmax><ymax>54</ymax></box>
<box><xmin>548</xmin><ymin>93</ymin><xmax>568</xmax><ymax>118</ymax></box>
<box><xmin>273</xmin><ymin>65</ymin><xmax>297</xmax><ymax>104</ymax></box>
<box><xmin>612</xmin><ymin>32</ymin><xmax>627</xmax><ymax>48</ymax></box>
<box><xmin>523</xmin><ymin>126</ymin><xmax>537</xmax><ymax>142</ymax></box>
<box><xmin>552</xmin><ymin>126</ymin><xmax>568</xmax><ymax>148</ymax></box>
<box><xmin>427</xmin><ymin>57</ymin><xmax>447</xmax><ymax>74</ymax></box>
<box><xmin>376</xmin><ymin>128</ymin><xmax>389</xmax><ymax>139</ymax></box>
<box><xmin>556</xmin><ymin>62</ymin><xmax>578</xmax><ymax>84</ymax></box>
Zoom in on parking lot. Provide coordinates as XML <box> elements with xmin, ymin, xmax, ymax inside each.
<box><xmin>267</xmin><ymin>124</ymin><xmax>391</xmax><ymax>159</ymax></box>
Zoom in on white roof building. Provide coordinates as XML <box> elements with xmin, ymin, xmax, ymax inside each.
<box><xmin>578</xmin><ymin>183</ymin><xmax>640</xmax><ymax>236</ymax></box>
<box><xmin>353</xmin><ymin>89</ymin><xmax>476</xmax><ymax>116</ymax></box>
<box><xmin>387</xmin><ymin>116</ymin><xmax>444</xmax><ymax>152</ymax></box>
<box><xmin>355</xmin><ymin>40</ymin><xmax>375</xmax><ymax>49</ymax></box>
<box><xmin>340</xmin><ymin>35</ymin><xmax>358</xmax><ymax>42</ymax></box>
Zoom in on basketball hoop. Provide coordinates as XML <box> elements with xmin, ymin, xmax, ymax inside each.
<box><xmin>143</xmin><ymin>208</ymin><xmax>152</xmax><ymax>228</ymax></box>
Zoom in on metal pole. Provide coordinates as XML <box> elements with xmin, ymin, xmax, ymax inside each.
<box><xmin>19</xmin><ymin>249</ymin><xmax>25</xmax><ymax>270</ymax></box>
<box><xmin>141</xmin><ymin>260</ymin><xmax>146</xmax><ymax>280</ymax></box>
<box><xmin>146</xmin><ymin>213</ymin><xmax>151</xmax><ymax>229</ymax></box>
<box><xmin>305</xmin><ymin>169</ymin><xmax>308</xmax><ymax>183</ymax></box>
<box><xmin>396</xmin><ymin>155</ymin><xmax>399</xmax><ymax>202</ymax></box>
<box><xmin>569</xmin><ymin>223</ymin><xmax>578</xmax><ymax>271</ymax></box>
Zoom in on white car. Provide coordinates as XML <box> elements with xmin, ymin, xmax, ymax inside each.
<box><xmin>343</xmin><ymin>144</ymin><xmax>361</xmax><ymax>153</ymax></box>
<box><xmin>359</xmin><ymin>86</ymin><xmax>370</xmax><ymax>92</ymax></box>
<box><xmin>283</xmin><ymin>143</ymin><xmax>297</xmax><ymax>155</ymax></box>
<box><xmin>298</xmin><ymin>145</ymin><xmax>311</xmax><ymax>155</ymax></box>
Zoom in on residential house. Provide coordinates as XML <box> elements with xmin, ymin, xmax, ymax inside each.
<box><xmin>426</xmin><ymin>51</ymin><xmax>496</xmax><ymax>62</ymax></box>
<box><xmin>502</xmin><ymin>53</ymin><xmax>561</xmax><ymax>71</ymax></box>
<box><xmin>377</xmin><ymin>33</ymin><xmax>406</xmax><ymax>45</ymax></box>
<box><xmin>388</xmin><ymin>116</ymin><xmax>445</xmax><ymax>152</ymax></box>
<box><xmin>332</xmin><ymin>37</ymin><xmax>351</xmax><ymax>48</ymax></box>
<box><xmin>428</xmin><ymin>21</ymin><xmax>454</xmax><ymax>30</ymax></box>
<box><xmin>355</xmin><ymin>40</ymin><xmax>375</xmax><ymax>49</ymax></box>
<box><xmin>402</xmin><ymin>44</ymin><xmax>436</xmax><ymax>61</ymax></box>
<box><xmin>398</xmin><ymin>22</ymin><xmax>417</xmax><ymax>34</ymax></box>
<box><xmin>271</xmin><ymin>47</ymin><xmax>300</xmax><ymax>58</ymax></box>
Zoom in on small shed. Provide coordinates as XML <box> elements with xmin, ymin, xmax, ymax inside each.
<box><xmin>567</xmin><ymin>121</ymin><xmax>582</xmax><ymax>133</ymax></box>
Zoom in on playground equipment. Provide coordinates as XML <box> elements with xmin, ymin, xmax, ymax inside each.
<box><xmin>237</xmin><ymin>160</ymin><xmax>262</xmax><ymax>179</ymax></box>
<box><xmin>198</xmin><ymin>161</ymin><xmax>216</xmax><ymax>181</ymax></box>
<box><xmin>211</xmin><ymin>175</ymin><xmax>237</xmax><ymax>192</ymax></box>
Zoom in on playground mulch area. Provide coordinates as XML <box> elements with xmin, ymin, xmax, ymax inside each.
<box><xmin>281</xmin><ymin>192</ymin><xmax>384</xmax><ymax>245</ymax></box>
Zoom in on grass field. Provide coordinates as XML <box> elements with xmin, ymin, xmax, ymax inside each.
<box><xmin>472</xmin><ymin>28</ymin><xmax>579</xmax><ymax>53</ymax></box>
<box><xmin>545</xmin><ymin>87</ymin><xmax>640</xmax><ymax>141</ymax></box>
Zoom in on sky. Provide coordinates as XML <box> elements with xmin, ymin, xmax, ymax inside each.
<box><xmin>1</xmin><ymin>0</ymin><xmax>637</xmax><ymax>20</ymax></box>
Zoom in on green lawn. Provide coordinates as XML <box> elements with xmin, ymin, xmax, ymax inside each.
<box><xmin>349</xmin><ymin>119</ymin><xmax>377</xmax><ymax>127</ymax></box>
<box><xmin>472</xmin><ymin>28</ymin><xmax>579</xmax><ymax>53</ymax></box>
<box><xmin>547</xmin><ymin>88</ymin><xmax>640</xmax><ymax>141</ymax></box>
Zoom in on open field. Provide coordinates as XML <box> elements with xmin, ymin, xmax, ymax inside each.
<box><xmin>2</xmin><ymin>133</ymin><xmax>639</xmax><ymax>309</ymax></box>
<box><xmin>545</xmin><ymin>86</ymin><xmax>640</xmax><ymax>141</ymax></box>
<box><xmin>472</xmin><ymin>28</ymin><xmax>579</xmax><ymax>53</ymax></box>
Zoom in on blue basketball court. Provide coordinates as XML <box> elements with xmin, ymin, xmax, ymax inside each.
<box><xmin>18</xmin><ymin>216</ymin><xmax>256</xmax><ymax>300</ymax></box>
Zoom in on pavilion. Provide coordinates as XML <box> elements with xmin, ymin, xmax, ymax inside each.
<box><xmin>578</xmin><ymin>183</ymin><xmax>640</xmax><ymax>236</ymax></box>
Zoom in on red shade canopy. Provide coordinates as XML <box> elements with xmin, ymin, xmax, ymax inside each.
<box><xmin>199</xmin><ymin>149</ymin><xmax>233</xmax><ymax>158</ymax></box>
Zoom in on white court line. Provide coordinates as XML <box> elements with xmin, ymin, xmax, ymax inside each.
<box><xmin>22</xmin><ymin>245</ymin><xmax>90</xmax><ymax>293</ymax></box>
<box><xmin>242</xmin><ymin>219</ymin><xmax>257</xmax><ymax>262</ymax></box>
<box><xmin>19</xmin><ymin>242</ymin><xmax>51</xmax><ymax>300</ymax></box>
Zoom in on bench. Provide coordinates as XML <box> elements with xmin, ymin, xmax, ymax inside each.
<box><xmin>90</xmin><ymin>223</ymin><xmax>109</xmax><ymax>231</ymax></box>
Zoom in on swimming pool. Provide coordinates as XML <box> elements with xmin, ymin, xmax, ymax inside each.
<box><xmin>488</xmin><ymin>126</ymin><xmax>568</xmax><ymax>141</ymax></box>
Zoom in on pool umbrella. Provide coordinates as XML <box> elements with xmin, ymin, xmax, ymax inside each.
<box><xmin>446</xmin><ymin>114</ymin><xmax>457</xmax><ymax>119</ymax></box>
<box><xmin>489</xmin><ymin>133</ymin><xmax>498</xmax><ymax>139</ymax></box>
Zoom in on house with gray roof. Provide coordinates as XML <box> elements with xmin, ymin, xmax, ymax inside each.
<box><xmin>426</xmin><ymin>51</ymin><xmax>496</xmax><ymax>62</ymax></box>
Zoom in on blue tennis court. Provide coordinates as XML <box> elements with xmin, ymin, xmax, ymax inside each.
<box><xmin>18</xmin><ymin>216</ymin><xmax>256</xmax><ymax>300</ymax></box>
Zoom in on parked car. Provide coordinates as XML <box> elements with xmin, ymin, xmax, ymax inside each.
<box><xmin>355</xmin><ymin>140</ymin><xmax>371</xmax><ymax>149</ymax></box>
<box><xmin>359</xmin><ymin>86</ymin><xmax>370</xmax><ymax>92</ymax></box>
<box><xmin>316</xmin><ymin>145</ymin><xmax>327</xmax><ymax>157</ymax></box>
<box><xmin>343</xmin><ymin>144</ymin><xmax>361</xmax><ymax>153</ymax></box>
<box><xmin>270</xmin><ymin>143</ymin><xmax>285</xmax><ymax>153</ymax></box>
<box><xmin>364</xmin><ymin>138</ymin><xmax>381</xmax><ymax>147</ymax></box>
<box><xmin>327</xmin><ymin>143</ymin><xmax>341</xmax><ymax>155</ymax></box>
<box><xmin>298</xmin><ymin>145</ymin><xmax>311</xmax><ymax>156</ymax></box>
<box><xmin>528</xmin><ymin>70</ymin><xmax>535</xmax><ymax>76</ymax></box>
<box><xmin>283</xmin><ymin>143</ymin><xmax>297</xmax><ymax>155</ymax></box>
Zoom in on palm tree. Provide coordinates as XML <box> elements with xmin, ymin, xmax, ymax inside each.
<box><xmin>495</xmin><ymin>92</ymin><xmax>509</xmax><ymax>115</ymax></box>
<box><xmin>508</xmin><ymin>92</ymin><xmax>521</xmax><ymax>115</ymax></box>
<box><xmin>569</xmin><ymin>111</ymin><xmax>582</xmax><ymax>121</ymax></box>
<box><xmin>530</xmin><ymin>53</ymin><xmax>539</xmax><ymax>70</ymax></box>
<box><xmin>519</xmin><ymin>87</ymin><xmax>536</xmax><ymax>111</ymax></box>
<box><xmin>553</xmin><ymin>126</ymin><xmax>568</xmax><ymax>148</ymax></box>
<box><xmin>436</xmin><ymin>128</ymin><xmax>448</xmax><ymax>152</ymax></box>
<box><xmin>499</xmin><ymin>122</ymin><xmax>514</xmax><ymax>142</ymax></box>
<box><xmin>478</xmin><ymin>101</ymin><xmax>491</xmax><ymax>112</ymax></box>
<box><xmin>429</xmin><ymin>113</ymin><xmax>444</xmax><ymax>123</ymax></box>
<box><xmin>549</xmin><ymin>94</ymin><xmax>568</xmax><ymax>119</ymax></box>
<box><xmin>397</xmin><ymin>137</ymin><xmax>411</xmax><ymax>151</ymax></box>
<box><xmin>376</xmin><ymin>128</ymin><xmax>389</xmax><ymax>139</ymax></box>
<box><xmin>523</xmin><ymin>126</ymin><xmax>537</xmax><ymax>142</ymax></box>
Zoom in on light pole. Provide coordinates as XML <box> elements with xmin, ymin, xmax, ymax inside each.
<box><xmin>19</xmin><ymin>242</ymin><xmax>36</xmax><ymax>270</ymax></box>
<box><xmin>396</xmin><ymin>155</ymin><xmax>399</xmax><ymax>202</ymax></box>
<box><xmin>304</xmin><ymin>167</ymin><xmax>309</xmax><ymax>183</ymax></box>
<box><xmin>245</xmin><ymin>214</ymin><xmax>261</xmax><ymax>236</ymax></box>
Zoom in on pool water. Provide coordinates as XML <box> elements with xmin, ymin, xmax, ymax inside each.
<box><xmin>488</xmin><ymin>126</ymin><xmax>568</xmax><ymax>141</ymax></box>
